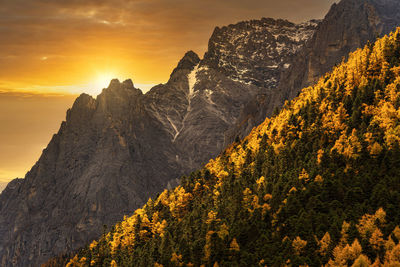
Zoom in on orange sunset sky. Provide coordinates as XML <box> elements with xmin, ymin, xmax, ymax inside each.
<box><xmin>0</xmin><ymin>0</ymin><xmax>338</xmax><ymax>189</ymax></box>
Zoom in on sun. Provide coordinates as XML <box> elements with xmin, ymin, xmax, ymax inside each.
<box><xmin>86</xmin><ymin>72</ymin><xmax>120</xmax><ymax>96</ymax></box>
<box><xmin>94</xmin><ymin>72</ymin><xmax>118</xmax><ymax>91</ymax></box>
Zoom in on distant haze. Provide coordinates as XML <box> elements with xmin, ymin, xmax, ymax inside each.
<box><xmin>0</xmin><ymin>92</ymin><xmax>77</xmax><ymax>184</ymax></box>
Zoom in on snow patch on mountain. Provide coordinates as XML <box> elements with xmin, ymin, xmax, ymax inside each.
<box><xmin>188</xmin><ymin>64</ymin><xmax>199</xmax><ymax>101</ymax></box>
<box><xmin>166</xmin><ymin>115</ymin><xmax>180</xmax><ymax>140</ymax></box>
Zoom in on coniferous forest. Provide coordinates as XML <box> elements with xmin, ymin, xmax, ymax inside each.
<box><xmin>53</xmin><ymin>28</ymin><xmax>400</xmax><ymax>267</ymax></box>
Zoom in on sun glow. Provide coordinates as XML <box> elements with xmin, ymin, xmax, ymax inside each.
<box><xmin>86</xmin><ymin>72</ymin><xmax>120</xmax><ymax>96</ymax></box>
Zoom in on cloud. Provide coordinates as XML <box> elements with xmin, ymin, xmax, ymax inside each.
<box><xmin>0</xmin><ymin>0</ymin><xmax>338</xmax><ymax>94</ymax></box>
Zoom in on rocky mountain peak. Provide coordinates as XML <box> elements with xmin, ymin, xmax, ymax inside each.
<box><xmin>66</xmin><ymin>94</ymin><xmax>96</xmax><ymax>124</ymax></box>
<box><xmin>99</xmin><ymin>78</ymin><xmax>142</xmax><ymax>97</ymax></box>
<box><xmin>202</xmin><ymin>17</ymin><xmax>319</xmax><ymax>88</ymax></box>
<box><xmin>180</xmin><ymin>51</ymin><xmax>200</xmax><ymax>67</ymax></box>
<box><xmin>108</xmin><ymin>78</ymin><xmax>121</xmax><ymax>88</ymax></box>
<box><xmin>122</xmin><ymin>79</ymin><xmax>134</xmax><ymax>89</ymax></box>
<box><xmin>72</xmin><ymin>93</ymin><xmax>95</xmax><ymax>107</ymax></box>
<box><xmin>102</xmin><ymin>78</ymin><xmax>140</xmax><ymax>94</ymax></box>
<box><xmin>170</xmin><ymin>51</ymin><xmax>200</xmax><ymax>78</ymax></box>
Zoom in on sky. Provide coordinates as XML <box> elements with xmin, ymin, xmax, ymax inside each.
<box><xmin>0</xmin><ymin>0</ymin><xmax>338</xmax><ymax>188</ymax></box>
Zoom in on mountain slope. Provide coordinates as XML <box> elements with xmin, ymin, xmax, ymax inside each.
<box><xmin>0</xmin><ymin>18</ymin><xmax>318</xmax><ymax>266</ymax></box>
<box><xmin>65</xmin><ymin>28</ymin><xmax>400</xmax><ymax>267</ymax></box>
<box><xmin>227</xmin><ymin>0</ymin><xmax>400</xmax><ymax>144</ymax></box>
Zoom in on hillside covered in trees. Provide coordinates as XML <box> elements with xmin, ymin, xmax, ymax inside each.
<box><xmin>61</xmin><ymin>28</ymin><xmax>400</xmax><ymax>266</ymax></box>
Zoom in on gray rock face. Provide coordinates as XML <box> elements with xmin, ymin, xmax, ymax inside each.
<box><xmin>202</xmin><ymin>18</ymin><xmax>319</xmax><ymax>89</ymax></box>
<box><xmin>228</xmin><ymin>0</ymin><xmax>400</xmax><ymax>143</ymax></box>
<box><xmin>0</xmin><ymin>81</ymin><xmax>179</xmax><ymax>266</ymax></box>
<box><xmin>280</xmin><ymin>0</ymin><xmax>400</xmax><ymax>101</ymax></box>
<box><xmin>0</xmin><ymin>18</ymin><xmax>318</xmax><ymax>266</ymax></box>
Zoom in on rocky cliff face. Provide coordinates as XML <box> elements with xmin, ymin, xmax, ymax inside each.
<box><xmin>279</xmin><ymin>0</ymin><xmax>400</xmax><ymax>101</ymax></box>
<box><xmin>0</xmin><ymin>18</ymin><xmax>318</xmax><ymax>266</ymax></box>
<box><xmin>0</xmin><ymin>81</ymin><xmax>180</xmax><ymax>266</ymax></box>
<box><xmin>202</xmin><ymin>18</ymin><xmax>319</xmax><ymax>89</ymax></box>
<box><xmin>227</xmin><ymin>0</ymin><xmax>400</xmax><ymax>143</ymax></box>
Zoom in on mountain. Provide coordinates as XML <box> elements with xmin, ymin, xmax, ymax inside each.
<box><xmin>2</xmin><ymin>0</ymin><xmax>400</xmax><ymax>265</ymax></box>
<box><xmin>64</xmin><ymin>27</ymin><xmax>400</xmax><ymax>267</ymax></box>
<box><xmin>0</xmin><ymin>18</ymin><xmax>318</xmax><ymax>266</ymax></box>
<box><xmin>227</xmin><ymin>0</ymin><xmax>400</xmax><ymax>143</ymax></box>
